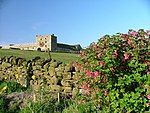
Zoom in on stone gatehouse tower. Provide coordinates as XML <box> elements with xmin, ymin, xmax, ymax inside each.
<box><xmin>36</xmin><ymin>34</ymin><xmax>57</xmax><ymax>51</ymax></box>
<box><xmin>2</xmin><ymin>34</ymin><xmax>82</xmax><ymax>52</ymax></box>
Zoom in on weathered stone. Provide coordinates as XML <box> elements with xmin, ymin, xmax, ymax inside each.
<box><xmin>61</xmin><ymin>79</ymin><xmax>71</xmax><ymax>87</ymax></box>
<box><xmin>32</xmin><ymin>65</ymin><xmax>42</xmax><ymax>70</ymax></box>
<box><xmin>63</xmin><ymin>72</ymin><xmax>72</xmax><ymax>80</ymax></box>
<box><xmin>72</xmin><ymin>88</ymin><xmax>79</xmax><ymax>96</ymax></box>
<box><xmin>64</xmin><ymin>64</ymin><xmax>74</xmax><ymax>72</ymax></box>
<box><xmin>50</xmin><ymin>62</ymin><xmax>58</xmax><ymax>68</ymax></box>
<box><xmin>50</xmin><ymin>76</ymin><xmax>58</xmax><ymax>85</ymax></box>
<box><xmin>56</xmin><ymin>71</ymin><xmax>63</xmax><ymax>77</ymax></box>
<box><xmin>50</xmin><ymin>85</ymin><xmax>61</xmax><ymax>92</ymax></box>
<box><xmin>2</xmin><ymin>62</ymin><xmax>12</xmax><ymax>68</ymax></box>
<box><xmin>49</xmin><ymin>70</ymin><xmax>55</xmax><ymax>76</ymax></box>
<box><xmin>63</xmin><ymin>87</ymin><xmax>72</xmax><ymax>93</ymax></box>
<box><xmin>0</xmin><ymin>56</ymin><xmax>79</xmax><ymax>95</ymax></box>
<box><xmin>43</xmin><ymin>62</ymin><xmax>50</xmax><ymax>71</ymax></box>
<box><xmin>72</xmin><ymin>73</ymin><xmax>79</xmax><ymax>80</ymax></box>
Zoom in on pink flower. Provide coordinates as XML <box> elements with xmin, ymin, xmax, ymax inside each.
<box><xmin>78</xmin><ymin>100</ymin><xmax>81</xmax><ymax>104</ymax></box>
<box><xmin>96</xmin><ymin>48</ymin><xmax>101</xmax><ymax>51</ymax></box>
<box><xmin>140</xmin><ymin>55</ymin><xmax>144</xmax><ymax>59</ymax></box>
<box><xmin>147</xmin><ymin>102</ymin><xmax>150</xmax><ymax>107</ymax></box>
<box><xmin>147</xmin><ymin>94</ymin><xmax>150</xmax><ymax>100</ymax></box>
<box><xmin>94</xmin><ymin>71</ymin><xmax>99</xmax><ymax>77</ymax></box>
<box><xmin>131</xmin><ymin>52</ymin><xmax>134</xmax><ymax>56</ymax></box>
<box><xmin>76</xmin><ymin>66</ymin><xmax>81</xmax><ymax>70</ymax></box>
<box><xmin>114</xmin><ymin>50</ymin><xmax>118</xmax><ymax>56</ymax></box>
<box><xmin>124</xmin><ymin>53</ymin><xmax>129</xmax><ymax>60</ymax></box>
<box><xmin>80</xmin><ymin>50</ymin><xmax>83</xmax><ymax>54</ymax></box>
<box><xmin>93</xmin><ymin>43</ymin><xmax>97</xmax><ymax>48</ymax></box>
<box><xmin>82</xmin><ymin>56</ymin><xmax>87</xmax><ymax>60</ymax></box>
<box><xmin>131</xmin><ymin>31</ymin><xmax>137</xmax><ymax>36</ymax></box>
<box><xmin>82</xmin><ymin>89</ymin><xmax>90</xmax><ymax>93</ymax></box>
<box><xmin>82</xmin><ymin>100</ymin><xmax>86</xmax><ymax>104</ymax></box>
<box><xmin>146</xmin><ymin>30</ymin><xmax>150</xmax><ymax>33</ymax></box>
<box><xmin>104</xmin><ymin>90</ymin><xmax>108</xmax><ymax>96</ymax></box>
<box><xmin>91</xmin><ymin>93</ymin><xmax>95</xmax><ymax>97</ymax></box>
<box><xmin>95</xmin><ymin>88</ymin><xmax>99</xmax><ymax>92</ymax></box>
<box><xmin>98</xmin><ymin>53</ymin><xmax>102</xmax><ymax>58</ymax></box>
<box><xmin>85</xmin><ymin>62</ymin><xmax>89</xmax><ymax>66</ymax></box>
<box><xmin>99</xmin><ymin>61</ymin><xmax>104</xmax><ymax>66</ymax></box>
<box><xmin>87</xmin><ymin>84</ymin><xmax>90</xmax><ymax>88</ymax></box>
<box><xmin>128</xmin><ymin>39</ymin><xmax>131</xmax><ymax>45</ymax></box>
<box><xmin>101</xmin><ymin>35</ymin><xmax>105</xmax><ymax>38</ymax></box>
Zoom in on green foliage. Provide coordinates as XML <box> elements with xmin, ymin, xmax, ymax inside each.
<box><xmin>20</xmin><ymin>96</ymin><xmax>71</xmax><ymax>113</ymax></box>
<box><xmin>74</xmin><ymin>29</ymin><xmax>150</xmax><ymax>112</ymax></box>
<box><xmin>0</xmin><ymin>80</ymin><xmax>27</xmax><ymax>94</ymax></box>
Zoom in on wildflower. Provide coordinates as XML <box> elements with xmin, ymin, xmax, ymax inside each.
<box><xmin>75</xmin><ymin>66</ymin><xmax>81</xmax><ymax>71</ymax></box>
<box><xmin>82</xmin><ymin>56</ymin><xmax>87</xmax><ymax>60</ymax></box>
<box><xmin>82</xmin><ymin>100</ymin><xmax>86</xmax><ymax>104</ymax></box>
<box><xmin>94</xmin><ymin>71</ymin><xmax>99</xmax><ymax>77</ymax></box>
<box><xmin>131</xmin><ymin>31</ymin><xmax>137</xmax><ymax>36</ymax></box>
<box><xmin>101</xmin><ymin>35</ymin><xmax>105</xmax><ymax>38</ymax></box>
<box><xmin>124</xmin><ymin>53</ymin><xmax>129</xmax><ymax>60</ymax></box>
<box><xmin>15</xmin><ymin>74</ymin><xmax>19</xmax><ymax>78</ymax></box>
<box><xmin>93</xmin><ymin>43</ymin><xmax>97</xmax><ymax>48</ymax></box>
<box><xmin>80</xmin><ymin>50</ymin><xmax>83</xmax><ymax>54</ymax></box>
<box><xmin>91</xmin><ymin>93</ymin><xmax>95</xmax><ymax>98</ymax></box>
<box><xmin>96</xmin><ymin>48</ymin><xmax>101</xmax><ymax>51</ymax></box>
<box><xmin>78</xmin><ymin>100</ymin><xmax>81</xmax><ymax>104</ymax></box>
<box><xmin>104</xmin><ymin>90</ymin><xmax>108</xmax><ymax>96</ymax></box>
<box><xmin>131</xmin><ymin>52</ymin><xmax>134</xmax><ymax>56</ymax></box>
<box><xmin>147</xmin><ymin>94</ymin><xmax>150</xmax><ymax>100</ymax></box>
<box><xmin>128</xmin><ymin>39</ymin><xmax>131</xmax><ymax>45</ymax></box>
<box><xmin>2</xmin><ymin>86</ymin><xmax>7</xmax><ymax>90</ymax></box>
<box><xmin>32</xmin><ymin>75</ymin><xmax>36</xmax><ymax>80</ymax></box>
<box><xmin>98</xmin><ymin>61</ymin><xmax>104</xmax><ymax>66</ymax></box>
<box><xmin>114</xmin><ymin>50</ymin><xmax>118</xmax><ymax>56</ymax></box>
<box><xmin>82</xmin><ymin>89</ymin><xmax>90</xmax><ymax>93</ymax></box>
<box><xmin>97</xmin><ymin>105</ymin><xmax>101</xmax><ymax>109</ymax></box>
<box><xmin>98</xmin><ymin>53</ymin><xmax>102</xmax><ymax>58</ymax></box>
<box><xmin>146</xmin><ymin>30</ymin><xmax>150</xmax><ymax>33</ymax></box>
<box><xmin>85</xmin><ymin>62</ymin><xmax>89</xmax><ymax>66</ymax></box>
<box><xmin>147</xmin><ymin>102</ymin><xmax>150</xmax><ymax>107</ymax></box>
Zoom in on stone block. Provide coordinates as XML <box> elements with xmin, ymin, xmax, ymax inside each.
<box><xmin>50</xmin><ymin>85</ymin><xmax>61</xmax><ymax>92</ymax></box>
<box><xmin>63</xmin><ymin>87</ymin><xmax>72</xmax><ymax>93</ymax></box>
<box><xmin>50</xmin><ymin>76</ymin><xmax>58</xmax><ymax>85</ymax></box>
<box><xmin>63</xmin><ymin>72</ymin><xmax>72</xmax><ymax>80</ymax></box>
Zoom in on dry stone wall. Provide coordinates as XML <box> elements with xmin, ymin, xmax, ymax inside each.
<box><xmin>0</xmin><ymin>56</ymin><xmax>79</xmax><ymax>96</ymax></box>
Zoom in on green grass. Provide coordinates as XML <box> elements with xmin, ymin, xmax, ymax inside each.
<box><xmin>0</xmin><ymin>49</ymin><xmax>78</xmax><ymax>63</ymax></box>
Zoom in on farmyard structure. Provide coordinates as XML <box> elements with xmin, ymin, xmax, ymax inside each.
<box><xmin>2</xmin><ymin>34</ymin><xmax>82</xmax><ymax>52</ymax></box>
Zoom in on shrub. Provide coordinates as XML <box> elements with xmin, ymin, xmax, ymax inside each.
<box><xmin>0</xmin><ymin>80</ymin><xmax>27</xmax><ymax>94</ymax></box>
<box><xmin>74</xmin><ymin>29</ymin><xmax>150</xmax><ymax>112</ymax></box>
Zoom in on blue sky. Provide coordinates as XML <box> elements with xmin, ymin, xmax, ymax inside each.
<box><xmin>0</xmin><ymin>0</ymin><xmax>150</xmax><ymax>48</ymax></box>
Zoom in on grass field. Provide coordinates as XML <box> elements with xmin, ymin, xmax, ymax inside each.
<box><xmin>0</xmin><ymin>49</ymin><xmax>79</xmax><ymax>63</ymax></box>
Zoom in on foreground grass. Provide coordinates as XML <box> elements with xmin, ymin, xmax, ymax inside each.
<box><xmin>0</xmin><ymin>49</ymin><xmax>78</xmax><ymax>63</ymax></box>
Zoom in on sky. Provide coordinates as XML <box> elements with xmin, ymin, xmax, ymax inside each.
<box><xmin>0</xmin><ymin>0</ymin><xmax>150</xmax><ymax>48</ymax></box>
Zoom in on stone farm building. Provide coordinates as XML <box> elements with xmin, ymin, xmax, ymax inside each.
<box><xmin>2</xmin><ymin>34</ymin><xmax>82</xmax><ymax>53</ymax></box>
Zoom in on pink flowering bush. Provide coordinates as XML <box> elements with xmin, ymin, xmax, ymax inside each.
<box><xmin>74</xmin><ymin>29</ymin><xmax>150</xmax><ymax>112</ymax></box>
